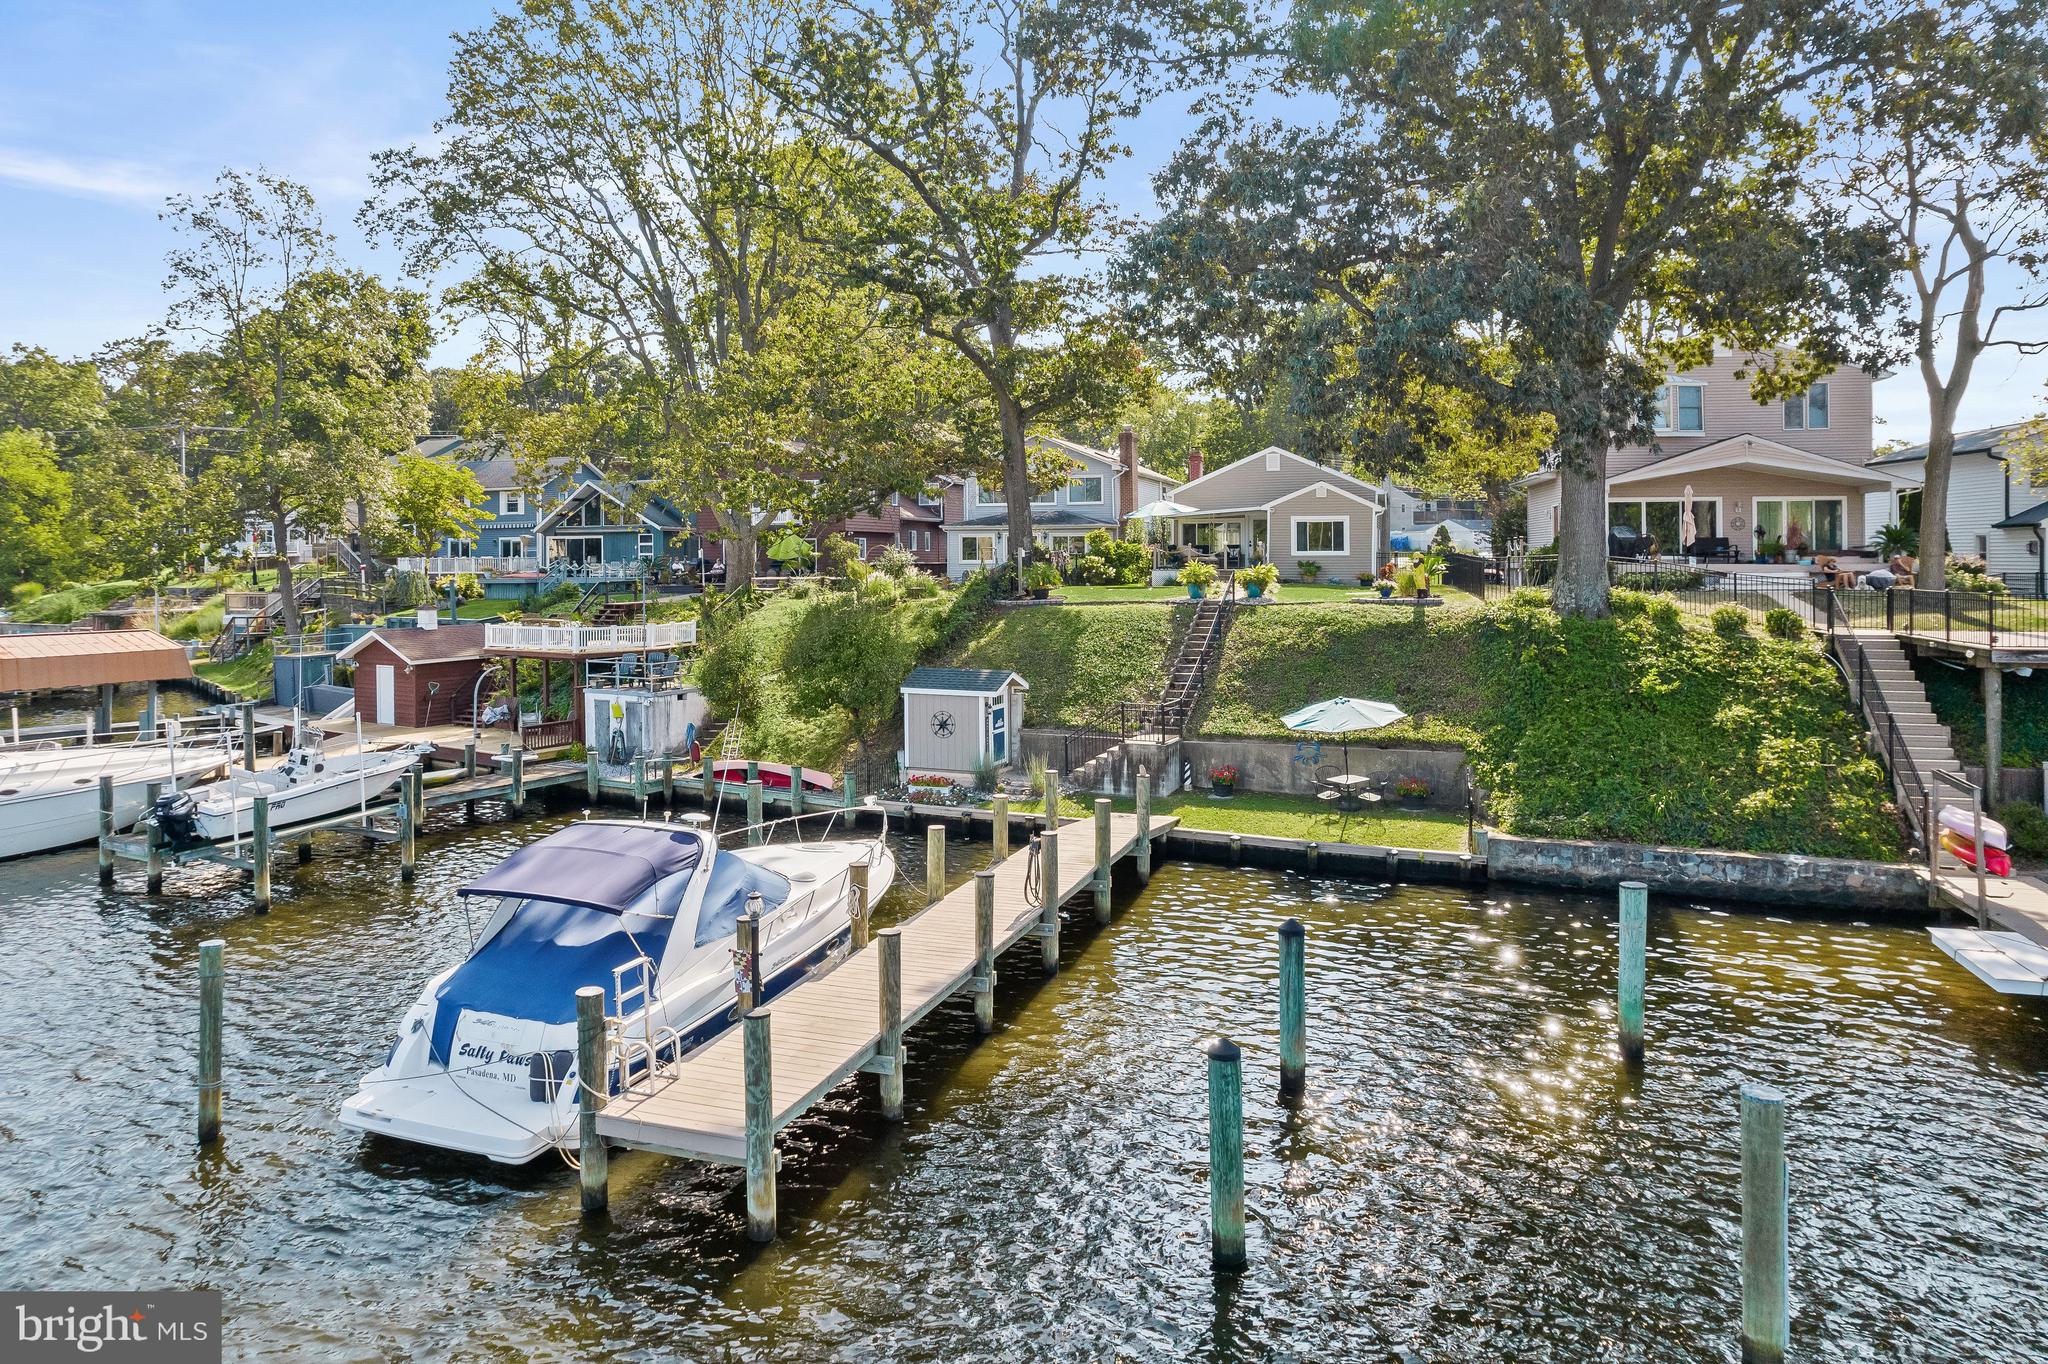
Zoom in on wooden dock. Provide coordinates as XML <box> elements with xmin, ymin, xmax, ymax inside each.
<box><xmin>596</xmin><ymin>810</ymin><xmax>1175</xmax><ymax>1171</ymax></box>
<box><xmin>1924</xmin><ymin>868</ymin><xmax>2048</xmax><ymax>994</ymax></box>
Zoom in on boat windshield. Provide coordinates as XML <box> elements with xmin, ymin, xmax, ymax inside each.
<box><xmin>692</xmin><ymin>852</ymin><xmax>794</xmax><ymax>947</ymax></box>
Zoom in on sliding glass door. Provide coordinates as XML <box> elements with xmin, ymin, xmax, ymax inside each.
<box><xmin>1753</xmin><ymin>498</ymin><xmax>1845</xmax><ymax>554</ymax></box>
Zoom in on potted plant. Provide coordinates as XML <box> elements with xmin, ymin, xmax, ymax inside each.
<box><xmin>1299</xmin><ymin>560</ymin><xmax>1323</xmax><ymax>583</ymax></box>
<box><xmin>1023</xmin><ymin>561</ymin><xmax>1060</xmax><ymax>600</ymax></box>
<box><xmin>1237</xmin><ymin>561</ymin><xmax>1279</xmax><ymax>599</ymax></box>
<box><xmin>1208</xmin><ymin>764</ymin><xmax>1240</xmax><ymax>797</ymax></box>
<box><xmin>1178</xmin><ymin>560</ymin><xmax>1218</xmax><ymax>600</ymax></box>
<box><xmin>1758</xmin><ymin>537</ymin><xmax>1785</xmax><ymax>564</ymax></box>
<box><xmin>1374</xmin><ymin>577</ymin><xmax>1396</xmax><ymax>599</ymax></box>
<box><xmin>1394</xmin><ymin>776</ymin><xmax>1430</xmax><ymax>808</ymax></box>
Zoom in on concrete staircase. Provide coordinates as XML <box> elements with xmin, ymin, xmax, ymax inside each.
<box><xmin>1157</xmin><ymin>594</ymin><xmax>1230</xmax><ymax>725</ymax></box>
<box><xmin>1836</xmin><ymin>631</ymin><xmax>1962</xmax><ymax>844</ymax></box>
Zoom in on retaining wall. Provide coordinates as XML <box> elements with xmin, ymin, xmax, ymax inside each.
<box><xmin>1483</xmin><ymin>832</ymin><xmax>1929</xmax><ymax>913</ymax></box>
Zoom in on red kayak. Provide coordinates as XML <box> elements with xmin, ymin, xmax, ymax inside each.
<box><xmin>710</xmin><ymin>759</ymin><xmax>837</xmax><ymax>793</ymax></box>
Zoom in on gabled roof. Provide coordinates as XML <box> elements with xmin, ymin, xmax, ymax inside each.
<box><xmin>1870</xmin><ymin>423</ymin><xmax>2039</xmax><ymax>466</ymax></box>
<box><xmin>534</xmin><ymin>477</ymin><xmax>684</xmax><ymax>532</ymax></box>
<box><xmin>1261</xmin><ymin>480</ymin><xmax>1384</xmax><ymax>514</ymax></box>
<box><xmin>1995</xmin><ymin>500</ymin><xmax>2048</xmax><ymax>529</ymax></box>
<box><xmin>902</xmin><ymin>667</ymin><xmax>1028</xmax><ymax>695</ymax></box>
<box><xmin>336</xmin><ymin>623</ymin><xmax>490</xmax><ymax>666</ymax></box>
<box><xmin>1606</xmin><ymin>433</ymin><xmax>1911</xmax><ymax>487</ymax></box>
<box><xmin>1176</xmin><ymin>446</ymin><xmax>1382</xmax><ymax>502</ymax></box>
<box><xmin>414</xmin><ymin>434</ymin><xmax>466</xmax><ymax>459</ymax></box>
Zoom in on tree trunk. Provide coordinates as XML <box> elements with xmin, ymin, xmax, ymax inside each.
<box><xmin>272</xmin><ymin>510</ymin><xmax>301</xmax><ymax>640</ymax></box>
<box><xmin>1552</xmin><ymin>447</ymin><xmax>1611</xmax><ymax>619</ymax></box>
<box><xmin>1915</xmin><ymin>421</ymin><xmax>1956</xmax><ymax>590</ymax></box>
<box><xmin>996</xmin><ymin>395</ymin><xmax>1033</xmax><ymax>591</ymax></box>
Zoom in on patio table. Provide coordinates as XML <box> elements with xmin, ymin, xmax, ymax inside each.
<box><xmin>1318</xmin><ymin>773</ymin><xmax>1380</xmax><ymax>813</ymax></box>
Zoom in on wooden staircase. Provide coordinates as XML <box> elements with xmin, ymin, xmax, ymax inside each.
<box><xmin>1835</xmin><ymin>630</ymin><xmax>1961</xmax><ymax>848</ymax></box>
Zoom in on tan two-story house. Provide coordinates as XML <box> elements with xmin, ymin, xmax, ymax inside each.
<box><xmin>1522</xmin><ymin>354</ymin><xmax>1920</xmax><ymax>560</ymax></box>
<box><xmin>942</xmin><ymin>430</ymin><xmax>1174</xmax><ymax>578</ymax></box>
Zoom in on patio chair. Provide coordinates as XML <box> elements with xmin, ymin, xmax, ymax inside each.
<box><xmin>1685</xmin><ymin>536</ymin><xmax>1735</xmax><ymax>562</ymax></box>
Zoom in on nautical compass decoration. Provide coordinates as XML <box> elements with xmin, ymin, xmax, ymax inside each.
<box><xmin>930</xmin><ymin>710</ymin><xmax>956</xmax><ymax>737</ymax></box>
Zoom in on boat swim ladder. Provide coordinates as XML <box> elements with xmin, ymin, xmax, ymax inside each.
<box><xmin>610</xmin><ymin>954</ymin><xmax>682</xmax><ymax>1097</ymax></box>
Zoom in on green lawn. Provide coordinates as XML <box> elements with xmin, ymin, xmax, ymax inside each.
<box><xmin>944</xmin><ymin>603</ymin><xmax>1186</xmax><ymax>726</ymax></box>
<box><xmin>194</xmin><ymin>641</ymin><xmax>274</xmax><ymax>700</ymax></box>
<box><xmin>1051</xmin><ymin>583</ymin><xmax>1486</xmax><ymax>607</ymax></box>
<box><xmin>454</xmin><ymin>598</ymin><xmax>510</xmax><ymax>619</ymax></box>
<box><xmin>1137</xmin><ymin>791</ymin><xmax>1468</xmax><ymax>851</ymax></box>
<box><xmin>1195</xmin><ymin>602</ymin><xmax>1487</xmax><ymax>747</ymax></box>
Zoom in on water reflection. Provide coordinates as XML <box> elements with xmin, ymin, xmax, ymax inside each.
<box><xmin>0</xmin><ymin>802</ymin><xmax>2042</xmax><ymax>1360</ymax></box>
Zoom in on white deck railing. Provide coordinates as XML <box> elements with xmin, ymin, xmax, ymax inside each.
<box><xmin>396</xmin><ymin>555</ymin><xmax>542</xmax><ymax>576</ymax></box>
<box><xmin>484</xmin><ymin>620</ymin><xmax>697</xmax><ymax>653</ymax></box>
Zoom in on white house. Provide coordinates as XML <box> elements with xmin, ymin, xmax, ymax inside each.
<box><xmin>1868</xmin><ymin>423</ymin><xmax>2048</xmax><ymax>592</ymax></box>
<box><xmin>941</xmin><ymin>430</ymin><xmax>1174</xmax><ymax>578</ymax></box>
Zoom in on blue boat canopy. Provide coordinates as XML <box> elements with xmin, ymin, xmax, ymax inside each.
<box><xmin>457</xmin><ymin>823</ymin><xmax>706</xmax><ymax>914</ymax></box>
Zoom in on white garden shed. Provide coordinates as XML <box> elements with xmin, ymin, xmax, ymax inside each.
<box><xmin>900</xmin><ymin>667</ymin><xmax>1029</xmax><ymax>782</ymax></box>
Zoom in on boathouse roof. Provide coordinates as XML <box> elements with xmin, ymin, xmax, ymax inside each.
<box><xmin>0</xmin><ymin>629</ymin><xmax>193</xmax><ymax>692</ymax></box>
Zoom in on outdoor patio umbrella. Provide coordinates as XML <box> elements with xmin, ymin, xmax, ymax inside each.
<box><xmin>1681</xmin><ymin>484</ymin><xmax>1697</xmax><ymax>551</ymax></box>
<box><xmin>1124</xmin><ymin>498</ymin><xmax>1197</xmax><ymax>520</ymax></box>
<box><xmin>1280</xmin><ymin>696</ymin><xmax>1409</xmax><ymax>778</ymax></box>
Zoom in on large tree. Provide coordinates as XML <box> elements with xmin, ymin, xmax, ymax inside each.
<box><xmin>767</xmin><ymin>0</ymin><xmax>1150</xmax><ymax>579</ymax></box>
<box><xmin>368</xmin><ymin>0</ymin><xmax>959</xmax><ymax>575</ymax></box>
<box><xmin>1136</xmin><ymin>0</ymin><xmax>1895</xmax><ymax>616</ymax></box>
<box><xmin>165</xmin><ymin>170</ymin><xmax>431</xmax><ymax>637</ymax></box>
<box><xmin>1827</xmin><ymin>0</ymin><xmax>2048</xmax><ymax>587</ymax></box>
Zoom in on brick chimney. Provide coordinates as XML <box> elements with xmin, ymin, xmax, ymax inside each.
<box><xmin>1186</xmin><ymin>447</ymin><xmax>1205</xmax><ymax>482</ymax></box>
<box><xmin>1117</xmin><ymin>426</ymin><xmax>1138</xmax><ymax>515</ymax></box>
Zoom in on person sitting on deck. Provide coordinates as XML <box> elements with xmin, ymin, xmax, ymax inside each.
<box><xmin>1888</xmin><ymin>553</ymin><xmax>1917</xmax><ymax>588</ymax></box>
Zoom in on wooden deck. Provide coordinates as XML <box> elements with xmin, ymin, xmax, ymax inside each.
<box><xmin>597</xmin><ymin>810</ymin><xmax>1175</xmax><ymax>1164</ymax></box>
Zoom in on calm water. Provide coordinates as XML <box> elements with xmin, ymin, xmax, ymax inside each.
<box><xmin>0</xmin><ymin>797</ymin><xmax>2043</xmax><ymax>1361</ymax></box>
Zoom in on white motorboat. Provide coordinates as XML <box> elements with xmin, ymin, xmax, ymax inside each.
<box><xmin>151</xmin><ymin>740</ymin><xmax>422</xmax><ymax>844</ymax></box>
<box><xmin>339</xmin><ymin>818</ymin><xmax>896</xmax><ymax>1163</ymax></box>
<box><xmin>0</xmin><ymin>738</ymin><xmax>235</xmax><ymax>860</ymax></box>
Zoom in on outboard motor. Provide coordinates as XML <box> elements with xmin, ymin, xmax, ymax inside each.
<box><xmin>150</xmin><ymin>789</ymin><xmax>204</xmax><ymax>848</ymax></box>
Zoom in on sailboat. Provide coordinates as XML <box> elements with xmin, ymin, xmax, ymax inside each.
<box><xmin>338</xmin><ymin>817</ymin><xmax>896</xmax><ymax>1163</ymax></box>
<box><xmin>0</xmin><ymin>734</ymin><xmax>235</xmax><ymax>859</ymax></box>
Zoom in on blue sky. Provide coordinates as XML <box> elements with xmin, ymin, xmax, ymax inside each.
<box><xmin>1</xmin><ymin>0</ymin><xmax>2042</xmax><ymax>446</ymax></box>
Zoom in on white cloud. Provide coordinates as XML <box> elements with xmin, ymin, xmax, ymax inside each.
<box><xmin>0</xmin><ymin>146</ymin><xmax>176</xmax><ymax>204</ymax></box>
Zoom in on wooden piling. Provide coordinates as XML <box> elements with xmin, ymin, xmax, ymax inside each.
<box><xmin>397</xmin><ymin>787</ymin><xmax>415</xmax><ymax>882</ymax></box>
<box><xmin>1229</xmin><ymin>833</ymin><xmax>1242</xmax><ymax>866</ymax></box>
<box><xmin>791</xmin><ymin>770</ymin><xmax>806</xmax><ymax>821</ymax></box>
<box><xmin>1043</xmin><ymin>767</ymin><xmax>1060</xmax><ymax>830</ymax></box>
<box><xmin>746</xmin><ymin>759</ymin><xmax>759</xmax><ymax>786</ymax></box>
<box><xmin>144</xmin><ymin>782</ymin><xmax>164</xmax><ymax>894</ymax></box>
<box><xmin>992</xmin><ymin>793</ymin><xmax>1010</xmax><ymax>861</ymax></box>
<box><xmin>635</xmin><ymin>755</ymin><xmax>649</xmax><ymax>817</ymax></box>
<box><xmin>743</xmin><ymin>1008</ymin><xmax>776</xmax><ymax>1242</ymax></box>
<box><xmin>410</xmin><ymin>764</ymin><xmax>424</xmax><ymax>822</ymax></box>
<box><xmin>1305</xmin><ymin>841</ymin><xmax>1320</xmax><ymax>873</ymax></box>
<box><xmin>510</xmin><ymin>748</ymin><xmax>526</xmax><ymax>809</ymax></box>
<box><xmin>926</xmin><ymin>822</ymin><xmax>946</xmax><ymax>905</ymax></box>
<box><xmin>1206</xmin><ymin>1036</ymin><xmax>1246</xmax><ymax>1271</ymax></box>
<box><xmin>842</xmin><ymin>768</ymin><xmax>855</xmax><ymax>810</ymax></box>
<box><xmin>1740</xmin><ymin>1083</ymin><xmax>1789</xmax><ymax>1363</ymax></box>
<box><xmin>197</xmin><ymin>939</ymin><xmax>224</xmax><ymax>1145</ymax></box>
<box><xmin>662</xmin><ymin>756</ymin><xmax>675</xmax><ymax>805</ymax></box>
<box><xmin>878</xmin><ymin>927</ymin><xmax>904</xmax><ymax>1120</ymax></box>
<box><xmin>464</xmin><ymin>740</ymin><xmax>477</xmax><ymax>778</ymax></box>
<box><xmin>1039</xmin><ymin>828</ymin><xmax>1060</xmax><ymax>974</ymax></box>
<box><xmin>1134</xmin><ymin>768</ymin><xmax>1151</xmax><ymax>884</ymax></box>
<box><xmin>974</xmin><ymin>870</ymin><xmax>996</xmax><ymax>1035</ymax></box>
<box><xmin>239</xmin><ymin>702</ymin><xmax>257</xmax><ymax>772</ymax></box>
<box><xmin>585</xmin><ymin>750</ymin><xmax>600</xmax><ymax>800</ymax></box>
<box><xmin>575</xmin><ymin>985</ymin><xmax>609</xmax><ymax>1216</ymax></box>
<box><xmin>297</xmin><ymin>838</ymin><xmax>312</xmax><ymax>865</ymax></box>
<box><xmin>252</xmin><ymin>793</ymin><xmax>272</xmax><ymax>911</ymax></box>
<box><xmin>1093</xmin><ymin>798</ymin><xmax>1113</xmax><ymax>923</ymax></box>
<box><xmin>97</xmin><ymin>775</ymin><xmax>115</xmax><ymax>886</ymax></box>
<box><xmin>849</xmin><ymin>860</ymin><xmax>872</xmax><ymax>950</ymax></box>
<box><xmin>701</xmin><ymin>752</ymin><xmax>716</xmax><ymax>807</ymax></box>
<box><xmin>1618</xmin><ymin>880</ymin><xmax>1647</xmax><ymax>1064</ymax></box>
<box><xmin>1279</xmin><ymin>918</ymin><xmax>1306</xmax><ymax>1097</ymax></box>
<box><xmin>746</xmin><ymin>779</ymin><xmax>764</xmax><ymax>844</ymax></box>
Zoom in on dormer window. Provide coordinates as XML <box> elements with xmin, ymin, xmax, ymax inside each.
<box><xmin>1651</xmin><ymin>381</ymin><xmax>1704</xmax><ymax>433</ymax></box>
<box><xmin>1783</xmin><ymin>383</ymin><xmax>1829</xmax><ymax>430</ymax></box>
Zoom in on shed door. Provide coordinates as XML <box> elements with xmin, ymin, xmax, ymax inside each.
<box><xmin>988</xmin><ymin>696</ymin><xmax>1007</xmax><ymax>761</ymax></box>
<box><xmin>375</xmin><ymin>665</ymin><xmax>396</xmax><ymax>726</ymax></box>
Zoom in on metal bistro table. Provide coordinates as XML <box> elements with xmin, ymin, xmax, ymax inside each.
<box><xmin>1318</xmin><ymin>773</ymin><xmax>1380</xmax><ymax>814</ymax></box>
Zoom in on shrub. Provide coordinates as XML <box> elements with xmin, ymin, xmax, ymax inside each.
<box><xmin>1298</xmin><ymin>559</ymin><xmax>1323</xmax><ymax>582</ymax></box>
<box><xmin>971</xmin><ymin>757</ymin><xmax>999</xmax><ymax>791</ymax></box>
<box><xmin>1429</xmin><ymin>522</ymin><xmax>1455</xmax><ymax>551</ymax></box>
<box><xmin>1065</xmin><ymin>552</ymin><xmax>1119</xmax><ymax>585</ymax></box>
<box><xmin>818</xmin><ymin>533</ymin><xmax>861</xmax><ymax>579</ymax></box>
<box><xmin>875</xmin><ymin>543</ymin><xmax>919</xmax><ymax>579</ymax></box>
<box><xmin>1763</xmin><ymin>607</ymin><xmax>1805</xmax><ymax>639</ymax></box>
<box><xmin>10</xmin><ymin>581</ymin><xmax>44</xmax><ymax>604</ymax></box>
<box><xmin>1394</xmin><ymin>776</ymin><xmax>1431</xmax><ymax>798</ymax></box>
<box><xmin>1946</xmin><ymin>555</ymin><xmax>2006</xmax><ymax>594</ymax></box>
<box><xmin>382</xmin><ymin>570</ymin><xmax>435</xmax><ymax>610</ymax></box>
<box><xmin>1178</xmin><ymin>560</ymin><xmax>1218</xmax><ymax>590</ymax></box>
<box><xmin>1614</xmin><ymin>566</ymin><xmax>1707</xmax><ymax>592</ymax></box>
<box><xmin>1874</xmin><ymin>522</ymin><xmax>1919</xmax><ymax>558</ymax></box>
<box><xmin>1996</xmin><ymin>802</ymin><xmax>2048</xmax><ymax>860</ymax></box>
<box><xmin>1710</xmin><ymin>606</ymin><xmax>1751</xmax><ymax>639</ymax></box>
<box><xmin>1023</xmin><ymin>561</ymin><xmax>1061</xmax><ymax>591</ymax></box>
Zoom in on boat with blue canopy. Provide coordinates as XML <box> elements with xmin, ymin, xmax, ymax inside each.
<box><xmin>339</xmin><ymin>817</ymin><xmax>895</xmax><ymax>1163</ymax></box>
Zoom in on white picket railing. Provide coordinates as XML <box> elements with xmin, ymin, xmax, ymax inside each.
<box><xmin>484</xmin><ymin>620</ymin><xmax>697</xmax><ymax>653</ymax></box>
<box><xmin>396</xmin><ymin>555</ymin><xmax>542</xmax><ymax>576</ymax></box>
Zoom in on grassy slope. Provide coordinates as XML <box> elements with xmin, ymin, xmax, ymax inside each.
<box><xmin>11</xmin><ymin>580</ymin><xmax>144</xmax><ymax>623</ymax></box>
<box><xmin>1195</xmin><ymin>602</ymin><xmax>1487</xmax><ymax>747</ymax></box>
<box><xmin>1475</xmin><ymin>591</ymin><xmax>1900</xmax><ymax>859</ymax></box>
<box><xmin>1917</xmin><ymin>657</ymin><xmax>2045</xmax><ymax>768</ymax></box>
<box><xmin>943</xmin><ymin>604</ymin><xmax>1185</xmax><ymax>728</ymax></box>
<box><xmin>194</xmin><ymin>641</ymin><xmax>274</xmax><ymax>699</ymax></box>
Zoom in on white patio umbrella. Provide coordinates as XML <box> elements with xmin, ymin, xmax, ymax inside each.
<box><xmin>1680</xmin><ymin>484</ymin><xmax>1697</xmax><ymax>552</ymax></box>
<box><xmin>1124</xmin><ymin>498</ymin><xmax>1197</xmax><ymax>520</ymax></box>
<box><xmin>1280</xmin><ymin>696</ymin><xmax>1409</xmax><ymax>778</ymax></box>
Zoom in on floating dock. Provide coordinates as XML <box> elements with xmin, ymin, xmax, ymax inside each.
<box><xmin>595</xmin><ymin>810</ymin><xmax>1174</xmax><ymax>1196</ymax></box>
<box><xmin>1926</xmin><ymin>868</ymin><xmax>2048</xmax><ymax>994</ymax></box>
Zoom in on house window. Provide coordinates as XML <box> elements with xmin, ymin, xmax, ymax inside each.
<box><xmin>917</xmin><ymin>486</ymin><xmax>942</xmax><ymax>507</ymax></box>
<box><xmin>1031</xmin><ymin>484</ymin><xmax>1058</xmax><ymax>506</ymax></box>
<box><xmin>854</xmin><ymin>536</ymin><xmax>869</xmax><ymax>557</ymax></box>
<box><xmin>963</xmin><ymin>535</ymin><xmax>997</xmax><ymax>562</ymax></box>
<box><xmin>1652</xmin><ymin>382</ymin><xmax>1705</xmax><ymax>433</ymax></box>
<box><xmin>501</xmin><ymin>491</ymin><xmax>526</xmax><ymax>516</ymax></box>
<box><xmin>1753</xmin><ymin>498</ymin><xmax>1845</xmax><ymax>554</ymax></box>
<box><xmin>1608</xmin><ymin>498</ymin><xmax>1721</xmax><ymax>552</ymax></box>
<box><xmin>1069</xmin><ymin>475</ymin><xmax>1104</xmax><ymax>505</ymax></box>
<box><xmin>1292</xmin><ymin>518</ymin><xmax>1348</xmax><ymax>555</ymax></box>
<box><xmin>565</xmin><ymin>498</ymin><xmax>609</xmax><ymax>528</ymax></box>
<box><xmin>1783</xmin><ymin>383</ymin><xmax>1830</xmax><ymax>430</ymax></box>
<box><xmin>499</xmin><ymin>536</ymin><xmax>529</xmax><ymax>560</ymax></box>
<box><xmin>637</xmin><ymin>531</ymin><xmax>654</xmax><ymax>559</ymax></box>
<box><xmin>445</xmin><ymin>540</ymin><xmax>473</xmax><ymax>558</ymax></box>
<box><xmin>976</xmin><ymin>481</ymin><xmax>1003</xmax><ymax>505</ymax></box>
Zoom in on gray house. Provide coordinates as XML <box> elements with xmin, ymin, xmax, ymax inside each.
<box><xmin>1162</xmin><ymin>447</ymin><xmax>1385</xmax><ymax>582</ymax></box>
<box><xmin>900</xmin><ymin>667</ymin><xmax>1028</xmax><ymax>781</ymax></box>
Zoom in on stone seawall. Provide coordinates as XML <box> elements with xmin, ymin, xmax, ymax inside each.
<box><xmin>1484</xmin><ymin>832</ymin><xmax>1929</xmax><ymax>914</ymax></box>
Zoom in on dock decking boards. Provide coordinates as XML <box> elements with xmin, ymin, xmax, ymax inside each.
<box><xmin>597</xmin><ymin>811</ymin><xmax>1175</xmax><ymax>1164</ymax></box>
